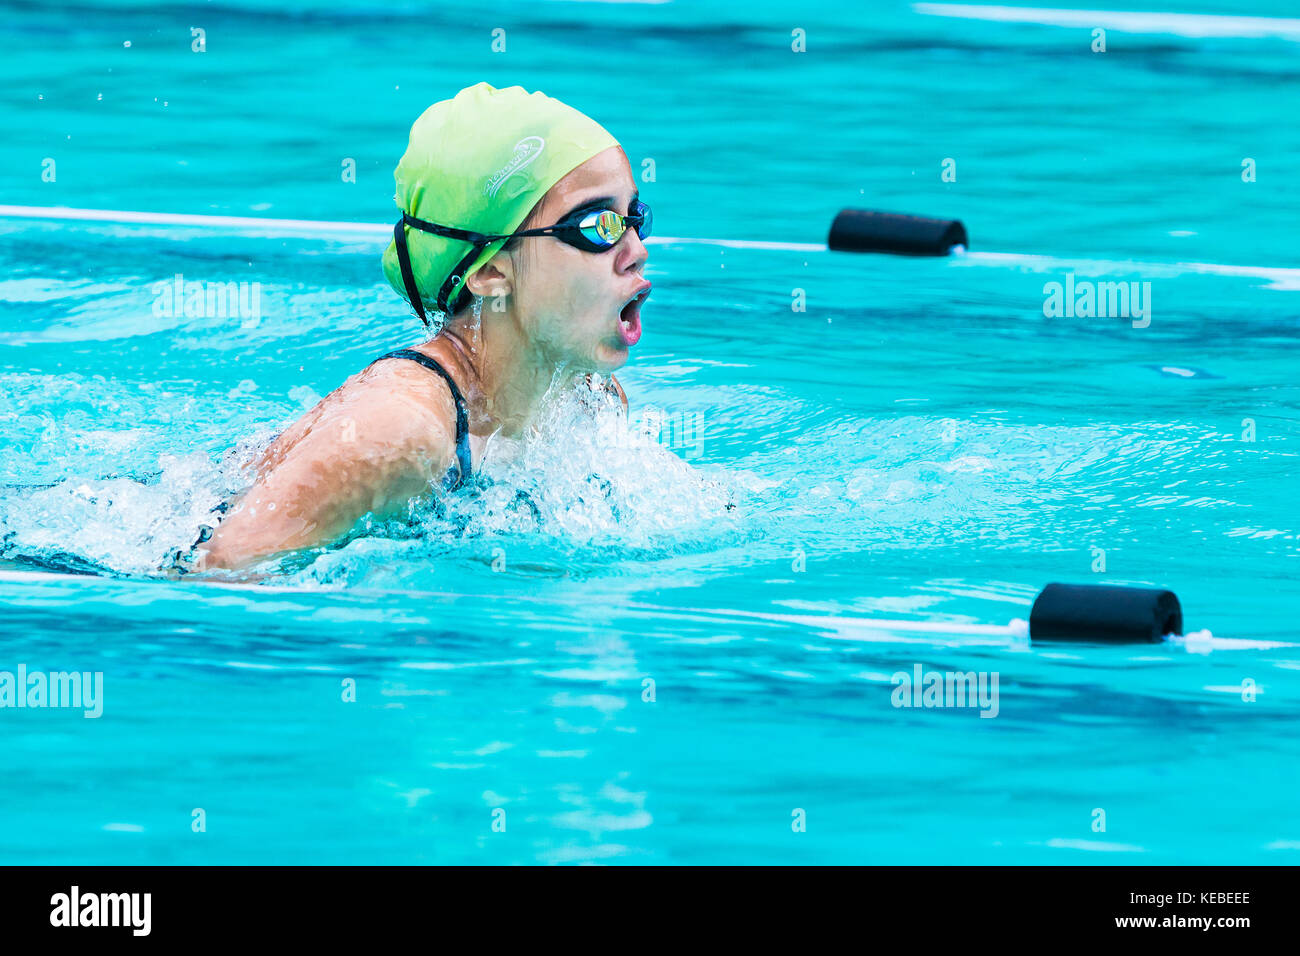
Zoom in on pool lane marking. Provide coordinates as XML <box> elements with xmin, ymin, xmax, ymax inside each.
<box><xmin>3</xmin><ymin>204</ymin><xmax>1297</xmax><ymax>285</ymax></box>
<box><xmin>0</xmin><ymin>204</ymin><xmax>822</xmax><ymax>251</ymax></box>
<box><xmin>619</xmin><ymin>599</ymin><xmax>1040</xmax><ymax>645</ymax></box>
<box><xmin>912</xmin><ymin>4</ymin><xmax>1300</xmax><ymax>40</ymax></box>
<box><xmin>624</xmin><ymin>602</ymin><xmax>1300</xmax><ymax>650</ymax></box>
<box><xmin>646</xmin><ymin>236</ymin><xmax>826</xmax><ymax>252</ymax></box>
<box><xmin>0</xmin><ymin>571</ymin><xmax>1025</xmax><ymax>643</ymax></box>
<box><xmin>0</xmin><ymin>203</ymin><xmax>388</xmax><ymax>236</ymax></box>
<box><xmin>3</xmin><ymin>571</ymin><xmax>1295</xmax><ymax>649</ymax></box>
<box><xmin>959</xmin><ymin>251</ymin><xmax>1300</xmax><ymax>288</ymax></box>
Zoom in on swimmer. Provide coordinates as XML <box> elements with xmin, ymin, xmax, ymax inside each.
<box><xmin>187</xmin><ymin>83</ymin><xmax>652</xmax><ymax>572</ymax></box>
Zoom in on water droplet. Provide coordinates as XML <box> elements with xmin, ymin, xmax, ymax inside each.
<box><xmin>123</xmin><ymin>40</ymin><xmax>131</xmax><ymax>48</ymax></box>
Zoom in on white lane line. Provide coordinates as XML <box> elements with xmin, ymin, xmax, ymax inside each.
<box><xmin>961</xmin><ymin>251</ymin><xmax>1300</xmax><ymax>287</ymax></box>
<box><xmin>0</xmin><ymin>203</ymin><xmax>391</xmax><ymax>236</ymax></box>
<box><xmin>0</xmin><ymin>204</ymin><xmax>825</xmax><ymax>251</ymax></box>
<box><xmin>648</xmin><ymin>236</ymin><xmax>827</xmax><ymax>251</ymax></box>
<box><xmin>3</xmin><ymin>204</ymin><xmax>1295</xmax><ymax>285</ymax></box>
<box><xmin>913</xmin><ymin>3</ymin><xmax>1300</xmax><ymax>39</ymax></box>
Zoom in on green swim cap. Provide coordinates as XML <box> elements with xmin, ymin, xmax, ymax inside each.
<box><xmin>383</xmin><ymin>82</ymin><xmax>620</xmax><ymax>324</ymax></box>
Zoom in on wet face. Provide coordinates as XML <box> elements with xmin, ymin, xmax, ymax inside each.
<box><xmin>478</xmin><ymin>146</ymin><xmax>650</xmax><ymax>374</ymax></box>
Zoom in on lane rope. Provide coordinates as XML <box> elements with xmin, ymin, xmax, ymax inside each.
<box><xmin>3</xmin><ymin>204</ymin><xmax>1296</xmax><ymax>283</ymax></box>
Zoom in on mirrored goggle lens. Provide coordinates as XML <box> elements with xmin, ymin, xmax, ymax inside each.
<box><xmin>578</xmin><ymin>202</ymin><xmax>652</xmax><ymax>248</ymax></box>
<box><xmin>579</xmin><ymin>209</ymin><xmax>625</xmax><ymax>247</ymax></box>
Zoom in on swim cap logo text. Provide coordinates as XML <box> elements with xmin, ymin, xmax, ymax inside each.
<box><xmin>485</xmin><ymin>137</ymin><xmax>545</xmax><ymax>198</ymax></box>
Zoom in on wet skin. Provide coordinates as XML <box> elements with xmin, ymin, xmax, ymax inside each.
<box><xmin>194</xmin><ymin>146</ymin><xmax>649</xmax><ymax>572</ymax></box>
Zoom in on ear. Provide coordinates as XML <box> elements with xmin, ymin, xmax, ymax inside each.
<box><xmin>464</xmin><ymin>255</ymin><xmax>514</xmax><ymax>300</ymax></box>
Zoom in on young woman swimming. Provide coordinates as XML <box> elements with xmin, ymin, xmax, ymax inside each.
<box><xmin>187</xmin><ymin>82</ymin><xmax>652</xmax><ymax>572</ymax></box>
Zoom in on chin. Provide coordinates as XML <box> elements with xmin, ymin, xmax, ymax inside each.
<box><xmin>589</xmin><ymin>340</ymin><xmax>629</xmax><ymax>373</ymax></box>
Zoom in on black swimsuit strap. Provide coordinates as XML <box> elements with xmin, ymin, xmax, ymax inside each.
<box><xmin>370</xmin><ymin>348</ymin><xmax>472</xmax><ymax>490</ymax></box>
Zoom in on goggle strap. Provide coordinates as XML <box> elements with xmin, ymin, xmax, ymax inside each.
<box><xmin>393</xmin><ymin>219</ymin><xmax>428</xmax><ymax>327</ymax></box>
<box><xmin>397</xmin><ymin>214</ymin><xmax>495</xmax><ymax>321</ymax></box>
<box><xmin>403</xmin><ymin>212</ymin><xmax>492</xmax><ymax>246</ymax></box>
<box><xmin>438</xmin><ymin>245</ymin><xmax>487</xmax><ymax>316</ymax></box>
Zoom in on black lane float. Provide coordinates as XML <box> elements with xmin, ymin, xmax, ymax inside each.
<box><xmin>1030</xmin><ymin>583</ymin><xmax>1183</xmax><ymax>644</ymax></box>
<box><xmin>828</xmin><ymin>208</ymin><xmax>968</xmax><ymax>256</ymax></box>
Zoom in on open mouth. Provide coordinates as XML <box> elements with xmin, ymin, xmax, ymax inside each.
<box><xmin>617</xmin><ymin>284</ymin><xmax>651</xmax><ymax>347</ymax></box>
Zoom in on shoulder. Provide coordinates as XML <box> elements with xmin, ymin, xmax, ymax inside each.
<box><xmin>365</xmin><ymin>341</ymin><xmax>474</xmax><ymax>414</ymax></box>
<box><xmin>352</xmin><ymin>350</ymin><xmax>466</xmax><ymax>460</ymax></box>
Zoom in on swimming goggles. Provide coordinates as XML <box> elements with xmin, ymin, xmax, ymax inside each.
<box><xmin>393</xmin><ymin>199</ymin><xmax>653</xmax><ymax>324</ymax></box>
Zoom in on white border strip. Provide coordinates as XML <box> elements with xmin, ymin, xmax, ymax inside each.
<box><xmin>962</xmin><ymin>250</ymin><xmax>1300</xmax><ymax>285</ymax></box>
<box><xmin>2</xmin><ymin>203</ymin><xmax>1294</xmax><ymax>283</ymax></box>
<box><xmin>0</xmin><ymin>203</ymin><xmax>390</xmax><ymax>237</ymax></box>
<box><xmin>912</xmin><ymin>4</ymin><xmax>1300</xmax><ymax>40</ymax></box>
<box><xmin>3</xmin><ymin>571</ymin><xmax>1287</xmax><ymax>647</ymax></box>
<box><xmin>0</xmin><ymin>204</ymin><xmax>824</xmax><ymax>251</ymax></box>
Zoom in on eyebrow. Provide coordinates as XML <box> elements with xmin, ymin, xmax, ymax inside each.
<box><xmin>564</xmin><ymin>190</ymin><xmax>639</xmax><ymax>217</ymax></box>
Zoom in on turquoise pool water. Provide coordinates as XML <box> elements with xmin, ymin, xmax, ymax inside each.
<box><xmin>1</xmin><ymin>0</ymin><xmax>1298</xmax><ymax>864</ymax></box>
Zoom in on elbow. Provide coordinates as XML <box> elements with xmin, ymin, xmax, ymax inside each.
<box><xmin>192</xmin><ymin>508</ymin><xmax>313</xmax><ymax>572</ymax></box>
<box><xmin>190</xmin><ymin>541</ymin><xmax>252</xmax><ymax>573</ymax></box>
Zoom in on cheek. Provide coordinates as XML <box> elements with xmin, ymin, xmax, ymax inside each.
<box><xmin>519</xmin><ymin>248</ymin><xmax>608</xmax><ymax>342</ymax></box>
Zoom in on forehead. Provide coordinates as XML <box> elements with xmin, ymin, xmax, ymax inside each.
<box><xmin>541</xmin><ymin>146</ymin><xmax>635</xmax><ymax>214</ymax></box>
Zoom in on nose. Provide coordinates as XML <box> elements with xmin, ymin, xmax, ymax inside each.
<box><xmin>617</xmin><ymin>225</ymin><xmax>648</xmax><ymax>274</ymax></box>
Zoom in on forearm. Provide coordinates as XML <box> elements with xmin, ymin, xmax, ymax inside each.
<box><xmin>195</xmin><ymin>453</ymin><xmax>440</xmax><ymax>572</ymax></box>
<box><xmin>194</xmin><ymin>470</ymin><xmax>363</xmax><ymax>571</ymax></box>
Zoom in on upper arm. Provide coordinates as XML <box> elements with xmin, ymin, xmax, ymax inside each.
<box><xmin>196</xmin><ymin>381</ymin><xmax>456</xmax><ymax>571</ymax></box>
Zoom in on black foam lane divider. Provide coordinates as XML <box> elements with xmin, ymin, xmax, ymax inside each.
<box><xmin>1030</xmin><ymin>583</ymin><xmax>1183</xmax><ymax>644</ymax></box>
<box><xmin>827</xmin><ymin>209</ymin><xmax>968</xmax><ymax>256</ymax></box>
